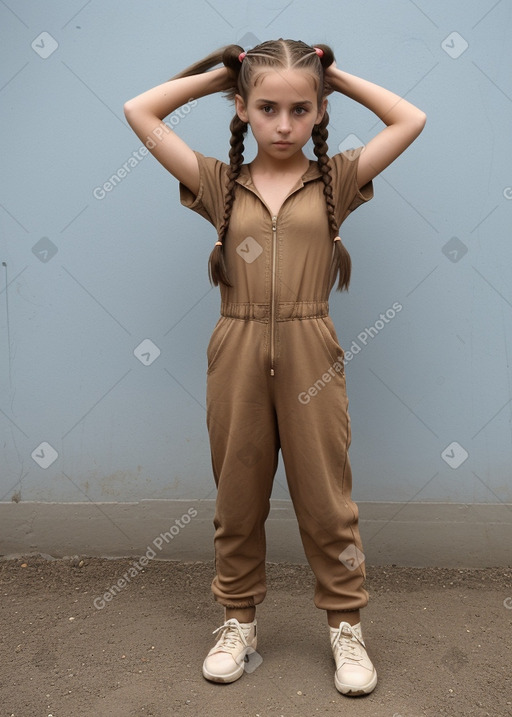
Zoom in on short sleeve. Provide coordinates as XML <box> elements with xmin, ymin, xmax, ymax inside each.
<box><xmin>329</xmin><ymin>146</ymin><xmax>374</xmax><ymax>226</ymax></box>
<box><xmin>179</xmin><ymin>150</ymin><xmax>227</xmax><ymax>231</ymax></box>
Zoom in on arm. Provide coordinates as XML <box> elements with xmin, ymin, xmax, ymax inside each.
<box><xmin>325</xmin><ymin>66</ymin><xmax>427</xmax><ymax>188</ymax></box>
<box><xmin>123</xmin><ymin>67</ymin><xmax>232</xmax><ymax>195</ymax></box>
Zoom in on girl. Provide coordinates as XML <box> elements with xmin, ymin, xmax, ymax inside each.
<box><xmin>124</xmin><ymin>38</ymin><xmax>426</xmax><ymax>696</ymax></box>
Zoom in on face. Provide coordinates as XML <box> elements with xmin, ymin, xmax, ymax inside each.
<box><xmin>235</xmin><ymin>68</ymin><xmax>327</xmax><ymax>161</ymax></box>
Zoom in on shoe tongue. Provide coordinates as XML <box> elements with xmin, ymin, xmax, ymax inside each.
<box><xmin>330</xmin><ymin>622</ymin><xmax>362</xmax><ymax>642</ymax></box>
<box><xmin>346</xmin><ymin>623</ymin><xmax>361</xmax><ymax>635</ymax></box>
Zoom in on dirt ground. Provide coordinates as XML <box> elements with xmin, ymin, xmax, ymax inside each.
<box><xmin>0</xmin><ymin>556</ymin><xmax>511</xmax><ymax>717</ymax></box>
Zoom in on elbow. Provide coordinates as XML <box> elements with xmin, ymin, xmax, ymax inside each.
<box><xmin>123</xmin><ymin>100</ymin><xmax>141</xmax><ymax>128</ymax></box>
<box><xmin>416</xmin><ymin>109</ymin><xmax>427</xmax><ymax>134</ymax></box>
<box><xmin>407</xmin><ymin>110</ymin><xmax>427</xmax><ymax>141</ymax></box>
<box><xmin>123</xmin><ymin>100</ymin><xmax>134</xmax><ymax>120</ymax></box>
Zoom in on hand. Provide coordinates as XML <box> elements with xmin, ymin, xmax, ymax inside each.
<box><xmin>324</xmin><ymin>59</ymin><xmax>338</xmax><ymax>77</ymax></box>
<box><xmin>217</xmin><ymin>66</ymin><xmax>238</xmax><ymax>93</ymax></box>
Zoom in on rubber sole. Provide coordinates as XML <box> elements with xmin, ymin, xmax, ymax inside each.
<box><xmin>202</xmin><ymin>663</ymin><xmax>245</xmax><ymax>683</ymax></box>
<box><xmin>335</xmin><ymin>668</ymin><xmax>378</xmax><ymax>696</ymax></box>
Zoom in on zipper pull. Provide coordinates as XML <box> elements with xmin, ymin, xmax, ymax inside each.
<box><xmin>272</xmin><ymin>216</ymin><xmax>277</xmax><ymax>231</ymax></box>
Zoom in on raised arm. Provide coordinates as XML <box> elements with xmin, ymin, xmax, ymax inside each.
<box><xmin>325</xmin><ymin>66</ymin><xmax>427</xmax><ymax>188</ymax></box>
<box><xmin>123</xmin><ymin>67</ymin><xmax>232</xmax><ymax>195</ymax></box>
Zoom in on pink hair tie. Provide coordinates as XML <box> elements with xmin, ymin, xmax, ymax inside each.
<box><xmin>238</xmin><ymin>51</ymin><xmax>246</xmax><ymax>62</ymax></box>
<box><xmin>314</xmin><ymin>47</ymin><xmax>324</xmax><ymax>57</ymax></box>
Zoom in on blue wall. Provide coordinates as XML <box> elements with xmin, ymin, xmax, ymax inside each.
<box><xmin>1</xmin><ymin>0</ymin><xmax>511</xmax><ymax>507</ymax></box>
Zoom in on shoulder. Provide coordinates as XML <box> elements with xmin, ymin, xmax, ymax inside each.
<box><xmin>182</xmin><ymin>150</ymin><xmax>229</xmax><ymax>201</ymax></box>
<box><xmin>192</xmin><ymin>149</ymin><xmax>229</xmax><ymax>176</ymax></box>
<box><xmin>324</xmin><ymin>147</ymin><xmax>374</xmax><ymax>218</ymax></box>
<box><xmin>179</xmin><ymin>150</ymin><xmax>229</xmax><ymax>223</ymax></box>
<box><xmin>328</xmin><ymin>147</ymin><xmax>365</xmax><ymax>175</ymax></box>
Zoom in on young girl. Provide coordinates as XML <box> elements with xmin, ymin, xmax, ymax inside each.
<box><xmin>124</xmin><ymin>38</ymin><xmax>425</xmax><ymax>696</ymax></box>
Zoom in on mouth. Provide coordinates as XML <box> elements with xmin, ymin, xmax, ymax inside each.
<box><xmin>273</xmin><ymin>141</ymin><xmax>293</xmax><ymax>147</ymax></box>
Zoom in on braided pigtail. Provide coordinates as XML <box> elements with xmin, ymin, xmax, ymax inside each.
<box><xmin>208</xmin><ymin>113</ymin><xmax>247</xmax><ymax>286</ymax></box>
<box><xmin>208</xmin><ymin>106</ymin><xmax>247</xmax><ymax>286</ymax></box>
<box><xmin>208</xmin><ymin>46</ymin><xmax>248</xmax><ymax>286</ymax></box>
<box><xmin>312</xmin><ymin>111</ymin><xmax>351</xmax><ymax>292</ymax></box>
<box><xmin>311</xmin><ymin>42</ymin><xmax>351</xmax><ymax>292</ymax></box>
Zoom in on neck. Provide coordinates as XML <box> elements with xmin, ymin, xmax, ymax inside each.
<box><xmin>250</xmin><ymin>149</ymin><xmax>310</xmax><ymax>175</ymax></box>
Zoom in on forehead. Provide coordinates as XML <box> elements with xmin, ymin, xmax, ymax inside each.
<box><xmin>250</xmin><ymin>68</ymin><xmax>318</xmax><ymax>101</ymax></box>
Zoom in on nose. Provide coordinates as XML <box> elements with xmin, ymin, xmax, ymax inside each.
<box><xmin>276</xmin><ymin>111</ymin><xmax>291</xmax><ymax>134</ymax></box>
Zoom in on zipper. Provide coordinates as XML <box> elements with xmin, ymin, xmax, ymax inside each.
<box><xmin>235</xmin><ymin>168</ymin><xmax>314</xmax><ymax>376</ymax></box>
<box><xmin>270</xmin><ymin>215</ymin><xmax>277</xmax><ymax>376</ymax></box>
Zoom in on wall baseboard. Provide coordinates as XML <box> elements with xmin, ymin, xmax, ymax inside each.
<box><xmin>1</xmin><ymin>500</ymin><xmax>510</xmax><ymax>567</ymax></box>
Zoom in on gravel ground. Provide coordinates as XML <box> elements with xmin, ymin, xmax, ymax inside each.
<box><xmin>0</xmin><ymin>556</ymin><xmax>511</xmax><ymax>717</ymax></box>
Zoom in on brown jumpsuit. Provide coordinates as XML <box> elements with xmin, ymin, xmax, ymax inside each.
<box><xmin>179</xmin><ymin>147</ymin><xmax>373</xmax><ymax>612</ymax></box>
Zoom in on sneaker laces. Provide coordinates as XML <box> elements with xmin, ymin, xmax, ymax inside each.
<box><xmin>331</xmin><ymin>622</ymin><xmax>366</xmax><ymax>665</ymax></box>
<box><xmin>211</xmin><ymin>619</ymin><xmax>250</xmax><ymax>654</ymax></box>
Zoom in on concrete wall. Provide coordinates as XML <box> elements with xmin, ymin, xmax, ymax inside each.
<box><xmin>1</xmin><ymin>0</ymin><xmax>511</xmax><ymax>564</ymax></box>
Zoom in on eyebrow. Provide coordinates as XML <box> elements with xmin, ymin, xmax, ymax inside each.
<box><xmin>255</xmin><ymin>99</ymin><xmax>313</xmax><ymax>106</ymax></box>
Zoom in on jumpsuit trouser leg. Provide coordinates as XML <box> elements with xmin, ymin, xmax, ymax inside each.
<box><xmin>205</xmin><ymin>307</ymin><xmax>368</xmax><ymax>612</ymax></box>
<box><xmin>206</xmin><ymin>316</ymin><xmax>279</xmax><ymax>609</ymax></box>
<box><xmin>274</xmin><ymin>314</ymin><xmax>368</xmax><ymax>612</ymax></box>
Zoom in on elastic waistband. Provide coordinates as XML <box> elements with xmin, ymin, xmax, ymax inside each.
<box><xmin>220</xmin><ymin>301</ymin><xmax>329</xmax><ymax>321</ymax></box>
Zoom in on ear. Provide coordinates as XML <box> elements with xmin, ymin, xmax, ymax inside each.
<box><xmin>315</xmin><ymin>97</ymin><xmax>328</xmax><ymax>125</ymax></box>
<box><xmin>235</xmin><ymin>94</ymin><xmax>249</xmax><ymax>123</ymax></box>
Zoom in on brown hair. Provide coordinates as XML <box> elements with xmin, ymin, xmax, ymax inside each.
<box><xmin>171</xmin><ymin>38</ymin><xmax>351</xmax><ymax>291</ymax></box>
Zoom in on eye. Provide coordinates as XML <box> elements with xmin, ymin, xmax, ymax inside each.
<box><xmin>261</xmin><ymin>105</ymin><xmax>274</xmax><ymax>114</ymax></box>
<box><xmin>294</xmin><ymin>106</ymin><xmax>307</xmax><ymax>115</ymax></box>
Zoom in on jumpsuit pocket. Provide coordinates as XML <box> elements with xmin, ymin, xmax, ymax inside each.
<box><xmin>206</xmin><ymin>317</ymin><xmax>235</xmax><ymax>374</ymax></box>
<box><xmin>315</xmin><ymin>317</ymin><xmax>346</xmax><ymax>368</ymax></box>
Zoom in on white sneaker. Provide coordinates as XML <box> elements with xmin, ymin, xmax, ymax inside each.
<box><xmin>202</xmin><ymin>618</ymin><xmax>257</xmax><ymax>683</ymax></box>
<box><xmin>330</xmin><ymin>621</ymin><xmax>377</xmax><ymax>696</ymax></box>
